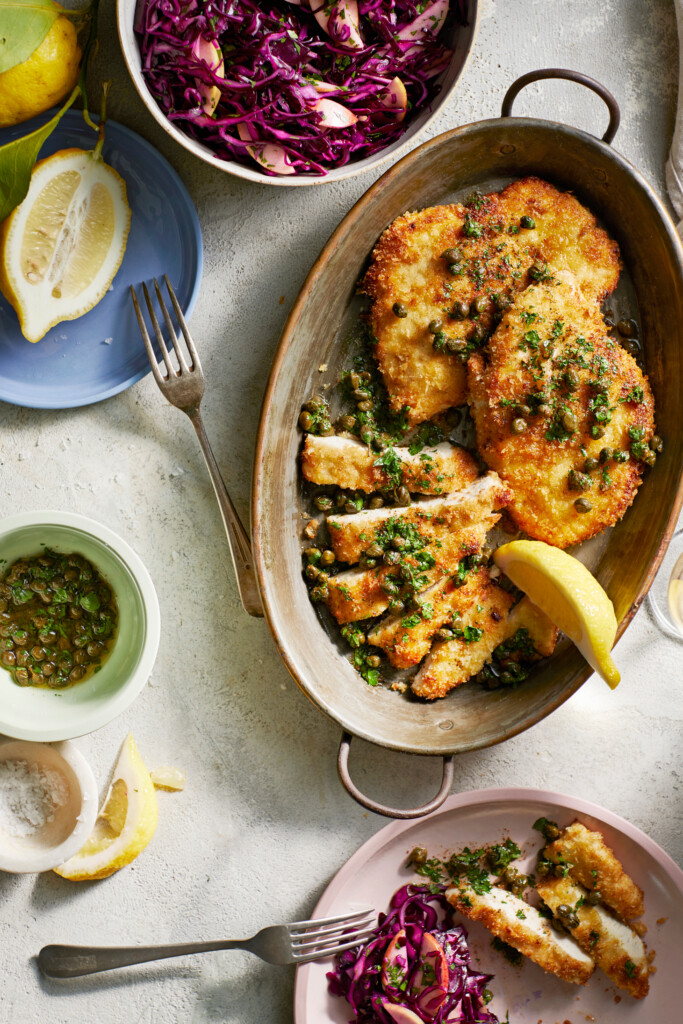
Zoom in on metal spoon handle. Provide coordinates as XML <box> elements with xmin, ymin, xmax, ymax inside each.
<box><xmin>38</xmin><ymin>939</ymin><xmax>248</xmax><ymax>979</ymax></box>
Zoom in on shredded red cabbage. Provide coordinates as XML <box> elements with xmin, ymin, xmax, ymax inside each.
<box><xmin>135</xmin><ymin>0</ymin><xmax>467</xmax><ymax>176</ymax></box>
<box><xmin>327</xmin><ymin>884</ymin><xmax>501</xmax><ymax>1024</ymax></box>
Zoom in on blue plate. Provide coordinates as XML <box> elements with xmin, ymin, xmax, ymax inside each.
<box><xmin>0</xmin><ymin>110</ymin><xmax>203</xmax><ymax>408</ymax></box>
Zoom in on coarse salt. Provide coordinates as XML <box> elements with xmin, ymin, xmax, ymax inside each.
<box><xmin>0</xmin><ymin>760</ymin><xmax>69</xmax><ymax>838</ymax></box>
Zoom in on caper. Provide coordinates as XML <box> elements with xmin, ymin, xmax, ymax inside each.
<box><xmin>67</xmin><ymin>605</ymin><xmax>82</xmax><ymax>619</ymax></box>
<box><xmin>428</xmin><ymin>319</ymin><xmax>442</xmax><ymax>334</ymax></box>
<box><xmin>557</xmin><ymin>905</ymin><xmax>580</xmax><ymax>929</ymax></box>
<box><xmin>393</xmin><ymin>302</ymin><xmax>408</xmax><ymax>318</ymax></box>
<box><xmin>441</xmin><ymin>248</ymin><xmax>460</xmax><ymax>260</ymax></box>
<box><xmin>447</xmin><ymin>262</ymin><xmax>461</xmax><ymax>275</ymax></box>
<box><xmin>357</xmin><ymin>400</ymin><xmax>373</xmax><ymax>413</ymax></box>
<box><xmin>537</xmin><ymin>403</ymin><xmax>552</xmax><ymax>417</ymax></box>
<box><xmin>446</xmin><ymin>337</ymin><xmax>466</xmax><ymax>354</ymax></box>
<box><xmin>585</xmin><ymin>889</ymin><xmax>602</xmax><ymax>905</ymax></box>
<box><xmin>641</xmin><ymin>448</ymin><xmax>657</xmax><ymax>467</ymax></box>
<box><xmin>622</xmin><ymin>338</ymin><xmax>640</xmax><ymax>357</ymax></box>
<box><xmin>591</xmin><ymin>425</ymin><xmax>606</xmax><ymax>439</ymax></box>
<box><xmin>363</xmin><ymin>558</ymin><xmax>378</xmax><ymax>569</ymax></box>
<box><xmin>520</xmin><ymin>215</ymin><xmax>536</xmax><ymax>229</ymax></box>
<box><xmin>432</xmin><ymin>330</ymin><xmax>447</xmax><ymax>351</ymax></box>
<box><xmin>650</xmin><ymin>435</ymin><xmax>664</xmax><ymax>453</ymax></box>
<box><xmin>359</xmin><ymin>371</ymin><xmax>372</xmax><ymax>382</ymax></box>
<box><xmin>30</xmin><ymin>646</ymin><xmax>45</xmax><ymax>661</ymax></box>
<box><xmin>352</xmin><ymin>387</ymin><xmax>368</xmax><ymax>401</ymax></box>
<box><xmin>365</xmin><ymin>542</ymin><xmax>385</xmax><ymax>559</ymax></box>
<box><xmin>344</xmin><ymin>500</ymin><xmax>359</xmax><ymax>515</ymax></box>
<box><xmin>568</xmin><ymin>469</ymin><xmax>591</xmax><ymax>492</ymax></box>
<box><xmin>469</xmin><ymin>553</ymin><xmax>487</xmax><ymax>567</ymax></box>
<box><xmin>563</xmin><ymin>369</ymin><xmax>579</xmax><ymax>392</ymax></box>
<box><xmin>42</xmin><ymin>662</ymin><xmax>55</xmax><ymax>677</ymax></box>
<box><xmin>452</xmin><ymin>300</ymin><xmax>470</xmax><ymax>320</ymax></box>
<box><xmin>583</xmin><ymin>457</ymin><xmax>598</xmax><ymax>472</ymax></box>
<box><xmin>474</xmin><ymin>295</ymin><xmax>489</xmax><ymax>315</ymax></box>
<box><xmin>392</xmin><ymin>536</ymin><xmax>407</xmax><ymax>551</ymax></box>
<box><xmin>499</xmin><ymin>670</ymin><xmax>515</xmax><ymax>685</ymax></box>
<box><xmin>512</xmin><ymin>404</ymin><xmax>530</xmax><ymax>418</ymax></box>
<box><xmin>298</xmin><ymin>411</ymin><xmax>313</xmax><ymax>431</ymax></box>
<box><xmin>349</xmin><ymin>371</ymin><xmax>361</xmax><ymax>389</ymax></box>
<box><xmin>599</xmin><ymin>447</ymin><xmax>612</xmax><ymax>464</ymax></box>
<box><xmin>368</xmin><ymin>496</ymin><xmax>384</xmax><ymax>509</ymax></box>
<box><xmin>529</xmin><ymin>260</ymin><xmax>549</xmax><ymax>280</ymax></box>
<box><xmin>366</xmin><ymin>654</ymin><xmax>381</xmax><ymax>668</ymax></box>
<box><xmin>14</xmin><ymin>667</ymin><xmax>29</xmax><ymax>686</ymax></box>
<box><xmin>574</xmin><ymin>497</ymin><xmax>593</xmax><ymax>513</ymax></box>
<box><xmin>613</xmin><ymin>449</ymin><xmax>629</xmax><ymax>463</ymax></box>
<box><xmin>1</xmin><ymin>650</ymin><xmax>16</xmax><ymax>667</ymax></box>
<box><xmin>617</xmin><ymin>318</ymin><xmax>637</xmax><ymax>337</ymax></box>
<box><xmin>511</xmin><ymin>418</ymin><xmax>527</xmax><ymax>435</ymax></box>
<box><xmin>339</xmin><ymin>414</ymin><xmax>357</xmax><ymax>431</ymax></box>
<box><xmin>314</xmin><ymin>495</ymin><xmax>334</xmax><ymax>512</ymax></box>
<box><xmin>383</xmin><ymin>549</ymin><xmax>401</xmax><ymax>566</ymax></box>
<box><xmin>310</xmin><ymin>585</ymin><xmax>328</xmax><ymax>602</ymax></box>
<box><xmin>320</xmin><ymin>550</ymin><xmax>335</xmax><ymax>566</ymax></box>
<box><xmin>408</xmin><ymin>845</ymin><xmax>429</xmax><ymax>867</ymax></box>
<box><xmin>304</xmin><ymin>397</ymin><xmax>324</xmax><ymax>413</ymax></box>
<box><xmin>435</xmin><ymin>628</ymin><xmax>454</xmax><ymax>641</ymax></box>
<box><xmin>360</xmin><ymin>428</ymin><xmax>374</xmax><ymax>444</ymax></box>
<box><xmin>470</xmin><ymin>323</ymin><xmax>487</xmax><ymax>344</ymax></box>
<box><xmin>380</xmin><ymin>579</ymin><xmax>400</xmax><ymax>596</ymax></box>
<box><xmin>395</xmin><ymin>486</ymin><xmax>411</xmax><ymax>507</ymax></box>
<box><xmin>536</xmin><ymin>859</ymin><xmax>551</xmax><ymax>877</ymax></box>
<box><xmin>561</xmin><ymin>410</ymin><xmax>578</xmax><ymax>433</ymax></box>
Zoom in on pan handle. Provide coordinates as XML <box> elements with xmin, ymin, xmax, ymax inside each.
<box><xmin>500</xmin><ymin>68</ymin><xmax>620</xmax><ymax>145</ymax></box>
<box><xmin>337</xmin><ymin>732</ymin><xmax>454</xmax><ymax>819</ymax></box>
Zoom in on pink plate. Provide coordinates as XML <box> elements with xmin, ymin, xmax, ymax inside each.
<box><xmin>294</xmin><ymin>788</ymin><xmax>683</xmax><ymax>1024</ymax></box>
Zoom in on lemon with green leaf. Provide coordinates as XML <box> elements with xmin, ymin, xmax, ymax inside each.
<box><xmin>0</xmin><ymin>10</ymin><xmax>81</xmax><ymax>128</ymax></box>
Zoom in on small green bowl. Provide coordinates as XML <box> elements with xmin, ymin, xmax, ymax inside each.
<box><xmin>0</xmin><ymin>511</ymin><xmax>160</xmax><ymax>741</ymax></box>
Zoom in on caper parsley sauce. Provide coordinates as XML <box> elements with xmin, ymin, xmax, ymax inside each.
<box><xmin>0</xmin><ymin>549</ymin><xmax>118</xmax><ymax>689</ymax></box>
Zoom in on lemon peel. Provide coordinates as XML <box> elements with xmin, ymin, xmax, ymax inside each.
<box><xmin>0</xmin><ymin>16</ymin><xmax>81</xmax><ymax>129</ymax></box>
<box><xmin>0</xmin><ymin>135</ymin><xmax>130</xmax><ymax>342</ymax></box>
<box><xmin>54</xmin><ymin>734</ymin><xmax>158</xmax><ymax>881</ymax></box>
<box><xmin>493</xmin><ymin>539</ymin><xmax>620</xmax><ymax>689</ymax></box>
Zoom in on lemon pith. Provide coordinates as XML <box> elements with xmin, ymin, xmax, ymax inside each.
<box><xmin>0</xmin><ymin>16</ymin><xmax>81</xmax><ymax>129</ymax></box>
<box><xmin>493</xmin><ymin>539</ymin><xmax>621</xmax><ymax>689</ymax></box>
<box><xmin>0</xmin><ymin>147</ymin><xmax>131</xmax><ymax>342</ymax></box>
<box><xmin>54</xmin><ymin>734</ymin><xmax>158</xmax><ymax>881</ymax></box>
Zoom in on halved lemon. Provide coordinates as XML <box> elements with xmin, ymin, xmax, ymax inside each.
<box><xmin>0</xmin><ymin>145</ymin><xmax>130</xmax><ymax>342</ymax></box>
<box><xmin>494</xmin><ymin>539</ymin><xmax>621</xmax><ymax>689</ymax></box>
<box><xmin>54</xmin><ymin>734</ymin><xmax>158</xmax><ymax>881</ymax></box>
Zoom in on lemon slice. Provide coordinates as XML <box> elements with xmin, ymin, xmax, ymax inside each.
<box><xmin>493</xmin><ymin>539</ymin><xmax>621</xmax><ymax>688</ymax></box>
<box><xmin>0</xmin><ymin>142</ymin><xmax>131</xmax><ymax>343</ymax></box>
<box><xmin>54</xmin><ymin>734</ymin><xmax>158</xmax><ymax>881</ymax></box>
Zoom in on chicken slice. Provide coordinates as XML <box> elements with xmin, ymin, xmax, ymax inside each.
<box><xmin>502</xmin><ymin>596</ymin><xmax>559</xmax><ymax>659</ymax></box>
<box><xmin>326</xmin><ymin>472</ymin><xmax>511</xmax><ymax>564</ymax></box>
<box><xmin>536</xmin><ymin>875</ymin><xmax>650</xmax><ymax>999</ymax></box>
<box><xmin>446</xmin><ymin>880</ymin><xmax>594</xmax><ymax>986</ymax></box>
<box><xmin>326</xmin><ymin>517</ymin><xmax>497</xmax><ymax>624</ymax></box>
<box><xmin>301</xmin><ymin>436</ymin><xmax>479</xmax><ymax>495</ymax></box>
<box><xmin>362</xmin><ymin>177</ymin><xmax>621</xmax><ymax>426</ymax></box>
<box><xmin>544</xmin><ymin>822</ymin><xmax>645</xmax><ymax>921</ymax></box>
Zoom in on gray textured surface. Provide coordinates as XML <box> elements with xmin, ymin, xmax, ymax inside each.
<box><xmin>1</xmin><ymin>1</ymin><xmax>681</xmax><ymax>1022</ymax></box>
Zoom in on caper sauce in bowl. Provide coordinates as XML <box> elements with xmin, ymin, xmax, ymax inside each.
<box><xmin>0</xmin><ymin>550</ymin><xmax>118</xmax><ymax>689</ymax></box>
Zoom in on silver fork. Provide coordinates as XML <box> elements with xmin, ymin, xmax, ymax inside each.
<box><xmin>37</xmin><ymin>908</ymin><xmax>375</xmax><ymax>979</ymax></box>
<box><xmin>131</xmin><ymin>276</ymin><xmax>262</xmax><ymax>617</ymax></box>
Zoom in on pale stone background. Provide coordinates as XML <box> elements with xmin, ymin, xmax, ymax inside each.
<box><xmin>1</xmin><ymin>1</ymin><xmax>681</xmax><ymax>1022</ymax></box>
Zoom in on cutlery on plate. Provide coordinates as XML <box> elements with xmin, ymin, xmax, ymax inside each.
<box><xmin>131</xmin><ymin>276</ymin><xmax>262</xmax><ymax>617</ymax></box>
<box><xmin>38</xmin><ymin>908</ymin><xmax>375</xmax><ymax>978</ymax></box>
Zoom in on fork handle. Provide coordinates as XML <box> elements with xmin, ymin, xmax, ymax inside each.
<box><xmin>38</xmin><ymin>939</ymin><xmax>252</xmax><ymax>979</ymax></box>
<box><xmin>189</xmin><ymin>410</ymin><xmax>263</xmax><ymax>617</ymax></box>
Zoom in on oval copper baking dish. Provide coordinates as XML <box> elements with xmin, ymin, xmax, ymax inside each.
<box><xmin>252</xmin><ymin>70</ymin><xmax>683</xmax><ymax>818</ymax></box>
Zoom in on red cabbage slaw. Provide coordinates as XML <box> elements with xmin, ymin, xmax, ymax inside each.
<box><xmin>327</xmin><ymin>884</ymin><xmax>501</xmax><ymax>1024</ymax></box>
<box><xmin>134</xmin><ymin>1</ymin><xmax>466</xmax><ymax>176</ymax></box>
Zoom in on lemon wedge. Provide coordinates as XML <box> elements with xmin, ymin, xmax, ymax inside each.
<box><xmin>0</xmin><ymin>14</ymin><xmax>81</xmax><ymax>128</ymax></box>
<box><xmin>54</xmin><ymin>734</ymin><xmax>158</xmax><ymax>881</ymax></box>
<box><xmin>0</xmin><ymin>136</ymin><xmax>131</xmax><ymax>343</ymax></box>
<box><xmin>494</xmin><ymin>539</ymin><xmax>621</xmax><ymax>688</ymax></box>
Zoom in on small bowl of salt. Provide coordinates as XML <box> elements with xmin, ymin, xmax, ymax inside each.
<box><xmin>0</xmin><ymin>738</ymin><xmax>98</xmax><ymax>873</ymax></box>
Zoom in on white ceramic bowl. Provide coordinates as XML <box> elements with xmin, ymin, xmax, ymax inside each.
<box><xmin>116</xmin><ymin>0</ymin><xmax>480</xmax><ymax>186</ymax></box>
<box><xmin>0</xmin><ymin>739</ymin><xmax>98</xmax><ymax>873</ymax></box>
<box><xmin>0</xmin><ymin>511</ymin><xmax>160</xmax><ymax>742</ymax></box>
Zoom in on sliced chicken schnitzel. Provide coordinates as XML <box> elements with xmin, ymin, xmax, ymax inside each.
<box><xmin>362</xmin><ymin>177</ymin><xmax>621</xmax><ymax>425</ymax></box>
<box><xmin>468</xmin><ymin>278</ymin><xmax>655</xmax><ymax>547</ymax></box>
<box><xmin>536</xmin><ymin>875</ymin><xmax>650</xmax><ymax>999</ymax></box>
<box><xmin>446</xmin><ymin>879</ymin><xmax>594</xmax><ymax>986</ymax></box>
<box><xmin>326</xmin><ymin>516</ymin><xmax>497</xmax><ymax>624</ymax></box>
<box><xmin>301</xmin><ymin>436</ymin><xmax>478</xmax><ymax>494</ymax></box>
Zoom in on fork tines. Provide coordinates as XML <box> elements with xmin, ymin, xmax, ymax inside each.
<box><xmin>131</xmin><ymin>275</ymin><xmax>201</xmax><ymax>383</ymax></box>
<box><xmin>289</xmin><ymin>908</ymin><xmax>375</xmax><ymax>960</ymax></box>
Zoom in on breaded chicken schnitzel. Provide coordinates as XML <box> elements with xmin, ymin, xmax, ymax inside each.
<box><xmin>468</xmin><ymin>278</ymin><xmax>655</xmax><ymax>547</ymax></box>
<box><xmin>362</xmin><ymin>178</ymin><xmax>621</xmax><ymax>425</ymax></box>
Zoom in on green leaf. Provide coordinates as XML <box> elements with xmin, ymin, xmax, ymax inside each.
<box><xmin>0</xmin><ymin>0</ymin><xmax>60</xmax><ymax>74</ymax></box>
<box><xmin>0</xmin><ymin>86</ymin><xmax>78</xmax><ymax>221</ymax></box>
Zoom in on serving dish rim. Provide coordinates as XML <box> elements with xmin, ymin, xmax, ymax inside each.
<box><xmin>252</xmin><ymin>112</ymin><xmax>683</xmax><ymax>756</ymax></box>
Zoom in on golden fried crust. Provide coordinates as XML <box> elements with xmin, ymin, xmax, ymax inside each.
<box><xmin>362</xmin><ymin>177</ymin><xmax>621</xmax><ymax>426</ymax></box>
<box><xmin>544</xmin><ymin>821</ymin><xmax>645</xmax><ymax>921</ymax></box>
<box><xmin>536</xmin><ymin>875</ymin><xmax>650</xmax><ymax>999</ymax></box>
<box><xmin>468</xmin><ymin>279</ymin><xmax>655</xmax><ymax>548</ymax></box>
<box><xmin>300</xmin><ymin>436</ymin><xmax>478</xmax><ymax>495</ymax></box>
<box><xmin>325</xmin><ymin>517</ymin><xmax>496</xmax><ymax>624</ymax></box>
<box><xmin>504</xmin><ymin>596</ymin><xmax>559</xmax><ymax>659</ymax></box>
<box><xmin>447</xmin><ymin>882</ymin><xmax>595</xmax><ymax>986</ymax></box>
